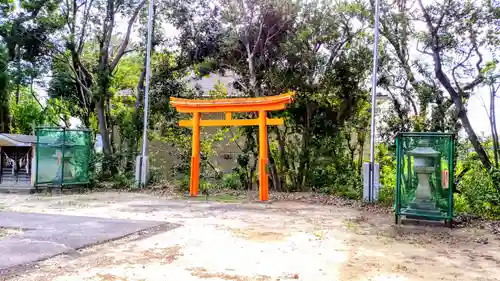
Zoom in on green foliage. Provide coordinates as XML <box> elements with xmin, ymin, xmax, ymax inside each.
<box><xmin>111</xmin><ymin>55</ymin><xmax>143</xmax><ymax>92</ymax></box>
<box><xmin>110</xmin><ymin>171</ymin><xmax>135</xmax><ymax>189</ymax></box>
<box><xmin>453</xmin><ymin>193</ymin><xmax>469</xmax><ymax>214</ymax></box>
<box><xmin>302</xmin><ymin>133</ymin><xmax>362</xmax><ymax>198</ymax></box>
<box><xmin>221</xmin><ymin>172</ymin><xmax>242</xmax><ymax>190</ymax></box>
<box><xmin>0</xmin><ymin>0</ymin><xmax>64</xmax><ymax>97</ymax></box>
<box><xmin>148</xmin><ymin>166</ymin><xmax>165</xmax><ymax>184</ymax></box>
<box><xmin>0</xmin><ymin>0</ymin><xmax>65</xmax><ymax>133</ymax></box>
<box><xmin>490</xmin><ymin>167</ymin><xmax>500</xmax><ymax>191</ymax></box>
<box><xmin>310</xmin><ymin>162</ymin><xmax>361</xmax><ymax>199</ymax></box>
<box><xmin>458</xmin><ymin>164</ymin><xmax>500</xmax><ymax>219</ymax></box>
<box><xmin>199</xmin><ymin>179</ymin><xmax>213</xmax><ymax>197</ymax></box>
<box><xmin>47</xmin><ymin>56</ymin><xmax>84</xmax><ymax>118</ymax></box>
<box><xmin>376</xmin><ymin>145</ymin><xmax>397</xmax><ymax>205</ymax></box>
<box><xmin>452</xmin><ymin>140</ymin><xmax>500</xmax><ymax>218</ymax></box>
<box><xmin>9</xmin><ymin>89</ymin><xmax>60</xmax><ymax>134</ymax></box>
<box><xmin>177</xmin><ymin>176</ymin><xmax>190</xmax><ymax>193</ymax></box>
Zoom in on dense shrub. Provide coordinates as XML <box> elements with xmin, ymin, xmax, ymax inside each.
<box><xmin>457</xmin><ymin>163</ymin><xmax>500</xmax><ymax>218</ymax></box>
<box><xmin>309</xmin><ymin>163</ymin><xmax>361</xmax><ymax>199</ymax></box>
<box><xmin>376</xmin><ymin>145</ymin><xmax>397</xmax><ymax>206</ymax></box>
<box><xmin>221</xmin><ymin>172</ymin><xmax>242</xmax><ymax>190</ymax></box>
<box><xmin>110</xmin><ymin>171</ymin><xmax>135</xmax><ymax>189</ymax></box>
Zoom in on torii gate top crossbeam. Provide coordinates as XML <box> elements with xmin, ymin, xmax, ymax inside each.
<box><xmin>170</xmin><ymin>92</ymin><xmax>294</xmax><ymax>113</ymax></box>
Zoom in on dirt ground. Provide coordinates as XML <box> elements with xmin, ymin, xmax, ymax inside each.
<box><xmin>1</xmin><ymin>191</ymin><xmax>500</xmax><ymax>281</ymax></box>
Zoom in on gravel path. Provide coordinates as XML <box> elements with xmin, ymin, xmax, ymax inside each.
<box><xmin>0</xmin><ymin>192</ymin><xmax>499</xmax><ymax>281</ymax></box>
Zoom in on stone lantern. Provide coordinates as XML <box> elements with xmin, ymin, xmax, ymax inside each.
<box><xmin>395</xmin><ymin>132</ymin><xmax>454</xmax><ymax>227</ymax></box>
<box><xmin>405</xmin><ymin>139</ymin><xmax>442</xmax><ymax>217</ymax></box>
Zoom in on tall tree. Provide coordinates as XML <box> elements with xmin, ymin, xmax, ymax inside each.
<box><xmin>372</xmin><ymin>0</ymin><xmax>460</xmax><ymax>143</ymax></box>
<box><xmin>414</xmin><ymin>0</ymin><xmax>499</xmax><ymax>170</ymax></box>
<box><xmin>266</xmin><ymin>0</ymin><xmax>371</xmax><ymax>191</ymax></box>
<box><xmin>54</xmin><ymin>0</ymin><xmax>146</xmax><ymax>157</ymax></box>
<box><xmin>0</xmin><ymin>0</ymin><xmax>62</xmax><ymax>103</ymax></box>
<box><xmin>483</xmin><ymin>62</ymin><xmax>499</xmax><ymax>170</ymax></box>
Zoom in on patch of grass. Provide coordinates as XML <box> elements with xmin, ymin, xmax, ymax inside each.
<box><xmin>343</xmin><ymin>220</ymin><xmax>358</xmax><ymax>231</ymax></box>
<box><xmin>312</xmin><ymin>229</ymin><xmax>325</xmax><ymax>240</ymax></box>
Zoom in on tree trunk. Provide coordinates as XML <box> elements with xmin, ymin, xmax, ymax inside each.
<box><xmin>0</xmin><ymin>107</ymin><xmax>3</xmax><ymax>133</ymax></box>
<box><xmin>0</xmin><ymin>95</ymin><xmax>9</xmax><ymax>133</ymax></box>
<box><xmin>454</xmin><ymin>91</ymin><xmax>491</xmax><ymax>170</ymax></box>
<box><xmin>297</xmin><ymin>103</ymin><xmax>312</xmax><ymax>191</ymax></box>
<box><xmin>96</xmin><ymin>97</ymin><xmax>112</xmax><ymax>156</ymax></box>
<box><xmin>346</xmin><ymin>132</ymin><xmax>356</xmax><ymax>169</ymax></box>
<box><xmin>246</xmin><ymin>52</ymin><xmax>258</xmax><ymax>97</ymax></box>
<box><xmin>267</xmin><ymin>139</ymin><xmax>281</xmax><ymax>191</ymax></box>
<box><xmin>490</xmin><ymin>84</ymin><xmax>499</xmax><ymax>168</ymax></box>
<box><xmin>135</xmin><ymin>57</ymin><xmax>146</xmax><ymax>110</ymax></box>
<box><xmin>249</xmin><ymin>155</ymin><xmax>257</xmax><ymax>190</ymax></box>
<box><xmin>356</xmin><ymin>132</ymin><xmax>365</xmax><ymax>176</ymax></box>
<box><xmin>433</xmin><ymin>56</ymin><xmax>491</xmax><ymax>171</ymax></box>
<box><xmin>69</xmin><ymin>46</ymin><xmax>93</xmax><ymax>127</ymax></box>
<box><xmin>417</xmin><ymin>0</ymin><xmax>492</xmax><ymax>171</ymax></box>
<box><xmin>15</xmin><ymin>44</ymin><xmax>21</xmax><ymax>105</ymax></box>
<box><xmin>106</xmin><ymin>97</ymin><xmax>115</xmax><ymax>151</ymax></box>
<box><xmin>275</xmin><ymin>127</ymin><xmax>288</xmax><ymax>190</ymax></box>
<box><xmin>15</xmin><ymin>83</ymin><xmax>20</xmax><ymax>105</ymax></box>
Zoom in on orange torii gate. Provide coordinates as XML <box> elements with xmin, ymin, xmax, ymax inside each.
<box><xmin>170</xmin><ymin>92</ymin><xmax>294</xmax><ymax>201</ymax></box>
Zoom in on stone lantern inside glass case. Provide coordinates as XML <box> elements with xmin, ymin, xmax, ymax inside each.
<box><xmin>395</xmin><ymin>133</ymin><xmax>455</xmax><ymax>227</ymax></box>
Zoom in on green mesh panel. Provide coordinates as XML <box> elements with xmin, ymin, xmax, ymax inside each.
<box><xmin>35</xmin><ymin>128</ymin><xmax>91</xmax><ymax>186</ymax></box>
<box><xmin>395</xmin><ymin>133</ymin><xmax>455</xmax><ymax>221</ymax></box>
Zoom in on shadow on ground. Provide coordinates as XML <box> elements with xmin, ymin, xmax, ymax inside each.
<box><xmin>0</xmin><ymin>211</ymin><xmax>179</xmax><ymax>277</ymax></box>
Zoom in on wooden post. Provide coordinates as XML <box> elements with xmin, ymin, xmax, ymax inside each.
<box><xmin>31</xmin><ymin>144</ymin><xmax>35</xmax><ymax>186</ymax></box>
<box><xmin>190</xmin><ymin>112</ymin><xmax>201</xmax><ymax>196</ymax></box>
<box><xmin>259</xmin><ymin>110</ymin><xmax>268</xmax><ymax>201</ymax></box>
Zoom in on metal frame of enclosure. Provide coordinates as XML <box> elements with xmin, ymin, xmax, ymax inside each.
<box><xmin>395</xmin><ymin>132</ymin><xmax>455</xmax><ymax>227</ymax></box>
<box><xmin>35</xmin><ymin>127</ymin><xmax>92</xmax><ymax>189</ymax></box>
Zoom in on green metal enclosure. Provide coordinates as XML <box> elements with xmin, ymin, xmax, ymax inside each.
<box><xmin>35</xmin><ymin>127</ymin><xmax>92</xmax><ymax>188</ymax></box>
<box><xmin>395</xmin><ymin>132</ymin><xmax>455</xmax><ymax>227</ymax></box>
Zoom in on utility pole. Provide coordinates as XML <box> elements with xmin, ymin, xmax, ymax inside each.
<box><xmin>367</xmin><ymin>0</ymin><xmax>381</xmax><ymax>202</ymax></box>
<box><xmin>136</xmin><ymin>0</ymin><xmax>154</xmax><ymax>186</ymax></box>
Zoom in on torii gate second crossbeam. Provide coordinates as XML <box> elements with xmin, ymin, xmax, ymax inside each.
<box><xmin>170</xmin><ymin>92</ymin><xmax>294</xmax><ymax>201</ymax></box>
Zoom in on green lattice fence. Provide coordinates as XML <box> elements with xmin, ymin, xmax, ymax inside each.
<box><xmin>35</xmin><ymin>127</ymin><xmax>92</xmax><ymax>187</ymax></box>
<box><xmin>395</xmin><ymin>132</ymin><xmax>455</xmax><ymax>226</ymax></box>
